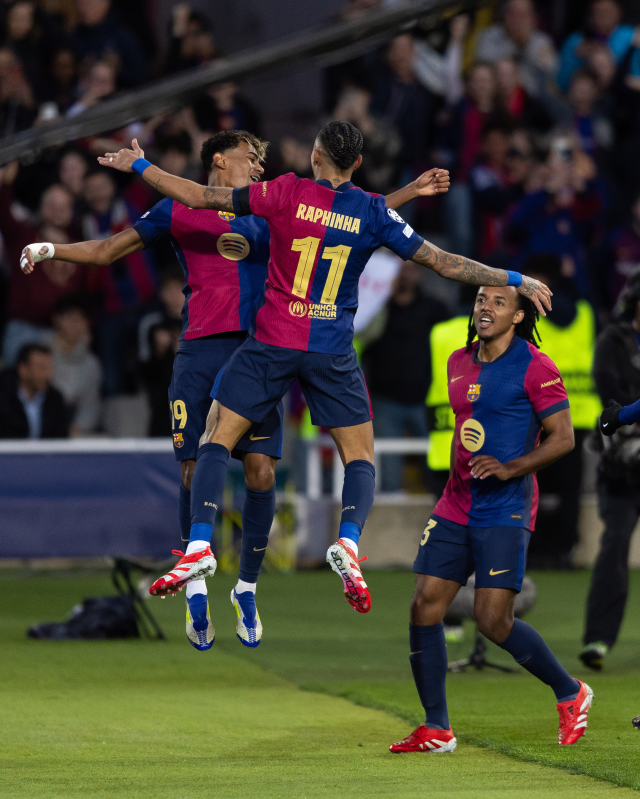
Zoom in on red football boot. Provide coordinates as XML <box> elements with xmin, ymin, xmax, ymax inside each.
<box><xmin>326</xmin><ymin>540</ymin><xmax>371</xmax><ymax>613</ymax></box>
<box><xmin>389</xmin><ymin>725</ymin><xmax>457</xmax><ymax>753</ymax></box>
<box><xmin>149</xmin><ymin>548</ymin><xmax>217</xmax><ymax>597</ymax></box>
<box><xmin>557</xmin><ymin>680</ymin><xmax>594</xmax><ymax>745</ymax></box>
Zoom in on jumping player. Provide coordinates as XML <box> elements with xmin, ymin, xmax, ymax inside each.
<box><xmin>98</xmin><ymin>122</ymin><xmax>552</xmax><ymax>624</ymax></box>
<box><xmin>21</xmin><ymin>129</ymin><xmax>451</xmax><ymax>650</ymax></box>
<box><xmin>389</xmin><ymin>285</ymin><xmax>592</xmax><ymax>754</ymax></box>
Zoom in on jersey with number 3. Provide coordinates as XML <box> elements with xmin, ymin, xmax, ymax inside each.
<box><xmin>231</xmin><ymin>173</ymin><xmax>424</xmax><ymax>354</ymax></box>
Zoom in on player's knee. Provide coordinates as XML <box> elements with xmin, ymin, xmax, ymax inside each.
<box><xmin>410</xmin><ymin>590</ymin><xmax>446</xmax><ymax>626</ymax></box>
<box><xmin>475</xmin><ymin>608</ymin><xmax>512</xmax><ymax>643</ymax></box>
<box><xmin>244</xmin><ymin>456</ymin><xmax>276</xmax><ymax>491</ymax></box>
<box><xmin>181</xmin><ymin>459</ymin><xmax>196</xmax><ymax>491</ymax></box>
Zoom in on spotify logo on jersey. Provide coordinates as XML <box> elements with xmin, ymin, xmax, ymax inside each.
<box><xmin>217</xmin><ymin>233</ymin><xmax>250</xmax><ymax>261</ymax></box>
<box><xmin>460</xmin><ymin>418</ymin><xmax>485</xmax><ymax>452</ymax></box>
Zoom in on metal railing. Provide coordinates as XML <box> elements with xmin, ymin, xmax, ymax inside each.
<box><xmin>305</xmin><ymin>435</ymin><xmax>429</xmax><ymax>499</ymax></box>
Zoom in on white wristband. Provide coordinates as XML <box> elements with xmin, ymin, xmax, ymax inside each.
<box><xmin>20</xmin><ymin>242</ymin><xmax>54</xmax><ymax>271</ymax></box>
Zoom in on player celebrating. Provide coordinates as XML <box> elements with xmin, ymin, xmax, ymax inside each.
<box><xmin>21</xmin><ymin>129</ymin><xmax>451</xmax><ymax>650</ymax></box>
<box><xmin>389</xmin><ymin>285</ymin><xmax>592</xmax><ymax>754</ymax></box>
<box><xmin>98</xmin><ymin>122</ymin><xmax>552</xmax><ymax>620</ymax></box>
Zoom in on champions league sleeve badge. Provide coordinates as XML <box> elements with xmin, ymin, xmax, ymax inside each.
<box><xmin>467</xmin><ymin>384</ymin><xmax>481</xmax><ymax>402</ymax></box>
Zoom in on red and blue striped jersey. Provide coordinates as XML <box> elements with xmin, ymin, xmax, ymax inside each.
<box><xmin>232</xmin><ymin>173</ymin><xmax>424</xmax><ymax>354</ymax></box>
<box><xmin>434</xmin><ymin>337</ymin><xmax>570</xmax><ymax>530</ymax></box>
<box><xmin>134</xmin><ymin>198</ymin><xmax>270</xmax><ymax>340</ymax></box>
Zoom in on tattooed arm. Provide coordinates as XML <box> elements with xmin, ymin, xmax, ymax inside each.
<box><xmin>411</xmin><ymin>239</ymin><xmax>553</xmax><ymax>315</ymax></box>
<box><xmin>97</xmin><ymin>139</ymin><xmax>235</xmax><ymax>212</ymax></box>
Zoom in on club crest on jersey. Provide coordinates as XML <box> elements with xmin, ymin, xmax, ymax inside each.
<box><xmin>218</xmin><ymin>211</ymin><xmax>235</xmax><ymax>221</ymax></box>
<box><xmin>289</xmin><ymin>300</ymin><xmax>308</xmax><ymax>318</ymax></box>
<box><xmin>217</xmin><ymin>232</ymin><xmax>250</xmax><ymax>261</ymax></box>
<box><xmin>467</xmin><ymin>384</ymin><xmax>481</xmax><ymax>402</ymax></box>
<box><xmin>173</xmin><ymin>433</ymin><xmax>184</xmax><ymax>448</ymax></box>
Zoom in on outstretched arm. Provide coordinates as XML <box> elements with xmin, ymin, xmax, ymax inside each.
<box><xmin>469</xmin><ymin>408</ymin><xmax>574</xmax><ymax>480</ymax></box>
<box><xmin>385</xmin><ymin>168</ymin><xmax>450</xmax><ymax>210</ymax></box>
<box><xmin>20</xmin><ymin>228</ymin><xmax>144</xmax><ymax>273</ymax></box>
<box><xmin>97</xmin><ymin>139</ymin><xmax>235</xmax><ymax>212</ymax></box>
<box><xmin>411</xmin><ymin>239</ymin><xmax>553</xmax><ymax>316</ymax></box>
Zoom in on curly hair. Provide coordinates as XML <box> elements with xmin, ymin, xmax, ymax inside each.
<box><xmin>200</xmin><ymin>130</ymin><xmax>269</xmax><ymax>173</ymax></box>
<box><xmin>465</xmin><ymin>292</ymin><xmax>541</xmax><ymax>352</ymax></box>
<box><xmin>316</xmin><ymin>120</ymin><xmax>363</xmax><ymax>170</ymax></box>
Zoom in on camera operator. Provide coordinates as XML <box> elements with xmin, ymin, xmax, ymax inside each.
<box><xmin>580</xmin><ymin>275</ymin><xmax>640</xmax><ymax>670</ymax></box>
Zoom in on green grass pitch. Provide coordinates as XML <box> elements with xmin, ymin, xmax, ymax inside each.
<box><xmin>1</xmin><ymin>568</ymin><xmax>639</xmax><ymax>797</ymax></box>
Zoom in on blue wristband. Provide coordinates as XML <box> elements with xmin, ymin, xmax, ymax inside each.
<box><xmin>506</xmin><ymin>270</ymin><xmax>523</xmax><ymax>287</ymax></box>
<box><xmin>131</xmin><ymin>157</ymin><xmax>152</xmax><ymax>176</ymax></box>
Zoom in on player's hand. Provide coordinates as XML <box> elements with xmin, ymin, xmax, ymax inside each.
<box><xmin>414</xmin><ymin>168</ymin><xmax>450</xmax><ymax>197</ymax></box>
<box><xmin>600</xmin><ymin>399</ymin><xmax>623</xmax><ymax>437</ymax></box>
<box><xmin>97</xmin><ymin>138</ymin><xmax>145</xmax><ymax>173</ymax></box>
<box><xmin>469</xmin><ymin>455</ymin><xmax>514</xmax><ymax>481</ymax></box>
<box><xmin>20</xmin><ymin>242</ymin><xmax>55</xmax><ymax>274</ymax></box>
<box><xmin>518</xmin><ymin>275</ymin><xmax>552</xmax><ymax>316</ymax></box>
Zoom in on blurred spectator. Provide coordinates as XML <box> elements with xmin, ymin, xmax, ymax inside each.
<box><xmin>507</xmin><ymin>138</ymin><xmax>605</xmax><ymax>297</ymax></box>
<box><xmin>66</xmin><ymin>59</ymin><xmax>115</xmax><ymax>118</ymax></box>
<box><xmin>363</xmin><ymin>262</ymin><xmax>449</xmax><ymax>492</ymax></box>
<box><xmin>558</xmin><ymin>0</ymin><xmax>638</xmax><ymax>93</ymax></box>
<box><xmin>0</xmin><ymin>163</ymin><xmax>88</xmax><ymax>364</ymax></box>
<box><xmin>3</xmin><ymin>1</ymin><xmax>47</xmax><ymax>91</ymax></box>
<box><xmin>0</xmin><ymin>343</ymin><xmax>68</xmax><ymax>439</ymax></box>
<box><xmin>43</xmin><ymin>295</ymin><xmax>102</xmax><ymax>436</ymax></box>
<box><xmin>39</xmin><ymin>48</ymin><xmax>78</xmax><ymax>113</ymax></box>
<box><xmin>474</xmin><ymin>0</ymin><xmax>558</xmax><ymax>97</ymax></box>
<box><xmin>588</xmin><ymin>44</ymin><xmax>617</xmax><ymax>93</ymax></box>
<box><xmin>564</xmin><ymin>69</ymin><xmax>614</xmax><ymax>153</ymax></box>
<box><xmin>495</xmin><ymin>56</ymin><xmax>553</xmax><ymax>132</ymax></box>
<box><xmin>192</xmin><ymin>82</ymin><xmax>262</xmax><ymax>138</ymax></box>
<box><xmin>280</xmin><ymin>137</ymin><xmax>314</xmax><ymax>180</ymax></box>
<box><xmin>598</xmin><ymin>190</ymin><xmax>640</xmax><ymax>311</ymax></box>
<box><xmin>71</xmin><ymin>0</ymin><xmax>145</xmax><ymax>87</ymax></box>
<box><xmin>439</xmin><ymin>62</ymin><xmax>501</xmax><ymax>257</ymax></box>
<box><xmin>470</xmin><ymin>123</ymin><xmax>514</xmax><ymax>264</ymax></box>
<box><xmin>0</xmin><ymin>47</ymin><xmax>34</xmax><ymax>134</ymax></box>
<box><xmin>58</xmin><ymin>149</ymin><xmax>89</xmax><ymax>205</ymax></box>
<box><xmin>80</xmin><ymin>170</ymin><xmax>158</xmax><ymax>394</ymax></box>
<box><xmin>330</xmin><ymin>85</ymin><xmax>400</xmax><ymax>194</ymax></box>
<box><xmin>371</xmin><ymin>34</ymin><xmax>439</xmax><ymax>189</ymax></box>
<box><xmin>138</xmin><ymin>268</ymin><xmax>183</xmax><ymax>437</ymax></box>
<box><xmin>164</xmin><ymin>5</ymin><xmax>215</xmax><ymax>75</ymax></box>
<box><xmin>413</xmin><ymin>14</ymin><xmax>468</xmax><ymax>106</ymax></box>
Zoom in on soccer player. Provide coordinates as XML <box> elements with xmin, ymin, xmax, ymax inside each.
<box><xmin>98</xmin><ymin>122</ymin><xmax>552</xmax><ymax>622</ymax></box>
<box><xmin>389</xmin><ymin>285</ymin><xmax>592</xmax><ymax>754</ymax></box>
<box><xmin>21</xmin><ymin>129</ymin><xmax>450</xmax><ymax>650</ymax></box>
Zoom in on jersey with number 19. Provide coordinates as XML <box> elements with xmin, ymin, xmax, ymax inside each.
<box><xmin>232</xmin><ymin>173</ymin><xmax>424</xmax><ymax>354</ymax></box>
<box><xmin>212</xmin><ymin>175</ymin><xmax>425</xmax><ymax>428</ymax></box>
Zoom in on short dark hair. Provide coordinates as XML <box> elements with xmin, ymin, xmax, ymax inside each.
<box><xmin>316</xmin><ymin>120</ymin><xmax>363</xmax><ymax>171</ymax></box>
<box><xmin>52</xmin><ymin>294</ymin><xmax>91</xmax><ymax>318</ymax></box>
<box><xmin>159</xmin><ymin>265</ymin><xmax>184</xmax><ymax>287</ymax></box>
<box><xmin>16</xmin><ymin>343</ymin><xmax>52</xmax><ymax>366</ymax></box>
<box><xmin>522</xmin><ymin>253</ymin><xmax>562</xmax><ymax>284</ymax></box>
<box><xmin>200</xmin><ymin>130</ymin><xmax>269</xmax><ymax>174</ymax></box>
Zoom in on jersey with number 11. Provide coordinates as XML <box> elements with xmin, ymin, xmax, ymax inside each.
<box><xmin>232</xmin><ymin>173</ymin><xmax>424</xmax><ymax>354</ymax></box>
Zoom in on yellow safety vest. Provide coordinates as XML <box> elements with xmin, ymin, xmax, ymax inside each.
<box><xmin>426</xmin><ymin>316</ymin><xmax>469</xmax><ymax>471</ymax></box>
<box><xmin>536</xmin><ymin>300</ymin><xmax>601</xmax><ymax>430</ymax></box>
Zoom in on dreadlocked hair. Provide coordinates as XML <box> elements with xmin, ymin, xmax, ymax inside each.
<box><xmin>317</xmin><ymin>120</ymin><xmax>363</xmax><ymax>170</ymax></box>
<box><xmin>465</xmin><ymin>293</ymin><xmax>541</xmax><ymax>352</ymax></box>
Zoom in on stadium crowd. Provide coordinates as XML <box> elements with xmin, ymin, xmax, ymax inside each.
<box><xmin>1</xmin><ymin>0</ymin><xmax>640</xmax><ymax>552</ymax></box>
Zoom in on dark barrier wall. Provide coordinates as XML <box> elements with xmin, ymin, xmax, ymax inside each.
<box><xmin>0</xmin><ymin>452</ymin><xmax>181</xmax><ymax>559</ymax></box>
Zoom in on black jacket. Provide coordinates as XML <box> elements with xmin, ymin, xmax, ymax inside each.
<box><xmin>0</xmin><ymin>370</ymin><xmax>69</xmax><ymax>439</ymax></box>
<box><xmin>593</xmin><ymin>322</ymin><xmax>640</xmax><ymax>407</ymax></box>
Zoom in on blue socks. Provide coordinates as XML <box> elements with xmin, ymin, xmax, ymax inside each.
<box><xmin>409</xmin><ymin>624</ymin><xmax>450</xmax><ymax>730</ymax></box>
<box><xmin>498</xmin><ymin>619</ymin><xmax>580</xmax><ymax>702</ymax></box>
<box><xmin>239</xmin><ymin>484</ymin><xmax>275</xmax><ymax>582</ymax></box>
<box><xmin>189</xmin><ymin>443</ymin><xmax>230</xmax><ymax>544</ymax></box>
<box><xmin>338</xmin><ymin>460</ymin><xmax>375</xmax><ymax>548</ymax></box>
<box><xmin>178</xmin><ymin>482</ymin><xmax>191</xmax><ymax>547</ymax></box>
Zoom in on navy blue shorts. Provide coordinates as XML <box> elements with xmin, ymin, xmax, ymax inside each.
<box><xmin>213</xmin><ymin>336</ymin><xmax>372</xmax><ymax>428</ymax></box>
<box><xmin>168</xmin><ymin>336</ymin><xmax>283</xmax><ymax>461</ymax></box>
<box><xmin>413</xmin><ymin>514</ymin><xmax>531</xmax><ymax>592</ymax></box>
